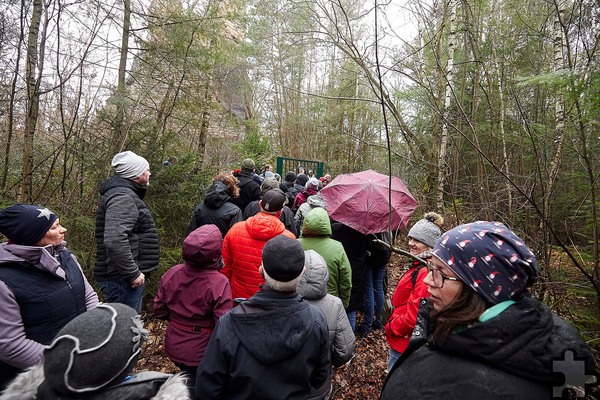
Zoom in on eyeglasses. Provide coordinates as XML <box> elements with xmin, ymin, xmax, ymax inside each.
<box><xmin>427</xmin><ymin>261</ymin><xmax>461</xmax><ymax>288</ymax></box>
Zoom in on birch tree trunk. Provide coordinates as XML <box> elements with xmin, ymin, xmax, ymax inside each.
<box><xmin>20</xmin><ymin>0</ymin><xmax>44</xmax><ymax>202</ymax></box>
<box><xmin>436</xmin><ymin>0</ymin><xmax>457</xmax><ymax>211</ymax></box>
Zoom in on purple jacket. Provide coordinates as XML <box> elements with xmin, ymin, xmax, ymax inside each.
<box><xmin>0</xmin><ymin>242</ymin><xmax>99</xmax><ymax>370</ymax></box>
<box><xmin>153</xmin><ymin>225</ymin><xmax>233</xmax><ymax>366</ymax></box>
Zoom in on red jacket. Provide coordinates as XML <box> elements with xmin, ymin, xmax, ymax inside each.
<box><xmin>153</xmin><ymin>225</ymin><xmax>233</xmax><ymax>366</ymax></box>
<box><xmin>385</xmin><ymin>261</ymin><xmax>430</xmax><ymax>353</ymax></box>
<box><xmin>221</xmin><ymin>212</ymin><xmax>295</xmax><ymax>299</ymax></box>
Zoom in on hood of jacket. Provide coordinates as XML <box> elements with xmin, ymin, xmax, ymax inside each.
<box><xmin>301</xmin><ymin>207</ymin><xmax>331</xmax><ymax>237</ymax></box>
<box><xmin>203</xmin><ymin>181</ymin><xmax>232</xmax><ymax>209</ymax></box>
<box><xmin>182</xmin><ymin>224</ymin><xmax>223</xmax><ymax>269</ymax></box>
<box><xmin>306</xmin><ymin>193</ymin><xmax>326</xmax><ymax>208</ymax></box>
<box><xmin>230</xmin><ymin>290</ymin><xmax>315</xmax><ymax>364</ymax></box>
<box><xmin>99</xmin><ymin>175</ymin><xmax>147</xmax><ymax>200</ymax></box>
<box><xmin>0</xmin><ymin>242</ymin><xmax>65</xmax><ymax>276</ymax></box>
<box><xmin>297</xmin><ymin>250</ymin><xmax>328</xmax><ymax>300</ymax></box>
<box><xmin>426</xmin><ymin>296</ymin><xmax>596</xmax><ymax>385</ymax></box>
<box><xmin>245</xmin><ymin>212</ymin><xmax>286</xmax><ymax>241</ymax></box>
<box><xmin>0</xmin><ymin>365</ymin><xmax>190</xmax><ymax>400</ymax></box>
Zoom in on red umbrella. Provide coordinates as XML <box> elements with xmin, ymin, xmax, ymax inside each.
<box><xmin>320</xmin><ymin>169</ymin><xmax>417</xmax><ymax>234</ymax></box>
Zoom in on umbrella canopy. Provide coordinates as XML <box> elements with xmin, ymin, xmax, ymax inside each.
<box><xmin>320</xmin><ymin>169</ymin><xmax>417</xmax><ymax>234</ymax></box>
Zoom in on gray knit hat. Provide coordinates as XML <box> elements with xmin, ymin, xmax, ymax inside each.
<box><xmin>112</xmin><ymin>151</ymin><xmax>149</xmax><ymax>179</ymax></box>
<box><xmin>408</xmin><ymin>212</ymin><xmax>444</xmax><ymax>248</ymax></box>
<box><xmin>42</xmin><ymin>303</ymin><xmax>148</xmax><ymax>395</ymax></box>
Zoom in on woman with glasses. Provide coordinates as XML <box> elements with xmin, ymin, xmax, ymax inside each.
<box><xmin>381</xmin><ymin>221</ymin><xmax>597</xmax><ymax>399</ymax></box>
<box><xmin>384</xmin><ymin>212</ymin><xmax>444</xmax><ymax>371</ymax></box>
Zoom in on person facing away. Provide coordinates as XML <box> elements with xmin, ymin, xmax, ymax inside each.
<box><xmin>381</xmin><ymin>221</ymin><xmax>598</xmax><ymax>400</ymax></box>
<box><xmin>94</xmin><ymin>150</ymin><xmax>159</xmax><ymax>313</ymax></box>
<box><xmin>294</xmin><ymin>192</ymin><xmax>326</xmax><ymax>235</ymax></box>
<box><xmin>243</xmin><ymin>178</ymin><xmax>298</xmax><ymax>237</ymax></box>
<box><xmin>0</xmin><ymin>303</ymin><xmax>190</xmax><ymax>400</ymax></box>
<box><xmin>292</xmin><ymin>177</ymin><xmax>319</xmax><ymax>212</ymax></box>
<box><xmin>298</xmin><ymin>207</ymin><xmax>352</xmax><ymax>309</ymax></box>
<box><xmin>297</xmin><ymin>250</ymin><xmax>355</xmax><ymax>400</ymax></box>
<box><xmin>195</xmin><ymin>235</ymin><xmax>331</xmax><ymax>400</ymax></box>
<box><xmin>187</xmin><ymin>171</ymin><xmax>243</xmax><ymax>238</ymax></box>
<box><xmin>153</xmin><ymin>224</ymin><xmax>233</xmax><ymax>393</ymax></box>
<box><xmin>230</xmin><ymin>158</ymin><xmax>261</xmax><ymax>212</ymax></box>
<box><xmin>385</xmin><ymin>212</ymin><xmax>444</xmax><ymax>370</ymax></box>
<box><xmin>220</xmin><ymin>188</ymin><xmax>296</xmax><ymax>300</ymax></box>
<box><xmin>281</xmin><ymin>171</ymin><xmax>299</xmax><ymax>206</ymax></box>
<box><xmin>0</xmin><ymin>204</ymin><xmax>99</xmax><ymax>390</ymax></box>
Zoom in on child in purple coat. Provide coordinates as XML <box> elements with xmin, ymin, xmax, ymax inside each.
<box><xmin>153</xmin><ymin>224</ymin><xmax>233</xmax><ymax>392</ymax></box>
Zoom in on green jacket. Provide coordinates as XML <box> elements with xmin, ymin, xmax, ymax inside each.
<box><xmin>298</xmin><ymin>208</ymin><xmax>352</xmax><ymax>308</ymax></box>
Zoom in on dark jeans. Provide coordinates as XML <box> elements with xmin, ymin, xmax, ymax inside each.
<box><xmin>98</xmin><ymin>277</ymin><xmax>145</xmax><ymax>313</ymax></box>
<box><xmin>361</xmin><ymin>262</ymin><xmax>386</xmax><ymax>330</ymax></box>
<box><xmin>175</xmin><ymin>363</ymin><xmax>198</xmax><ymax>396</ymax></box>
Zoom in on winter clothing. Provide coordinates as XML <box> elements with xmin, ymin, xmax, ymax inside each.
<box><xmin>0</xmin><ymin>242</ymin><xmax>98</xmax><ymax>389</ymax></box>
<box><xmin>330</xmin><ymin>222</ymin><xmax>369</xmax><ymax>313</ymax></box>
<box><xmin>188</xmin><ymin>181</ymin><xmax>243</xmax><ymax>238</ymax></box>
<box><xmin>294</xmin><ymin>193</ymin><xmax>326</xmax><ymax>234</ymax></box>
<box><xmin>0</xmin><ymin>205</ymin><xmax>57</xmax><ymax>246</ymax></box>
<box><xmin>153</xmin><ymin>225</ymin><xmax>232</xmax><ymax>369</ymax></box>
<box><xmin>0</xmin><ymin>303</ymin><xmax>190</xmax><ymax>400</ymax></box>
<box><xmin>282</xmin><ymin>174</ymin><xmax>299</xmax><ymax>206</ymax></box>
<box><xmin>306</xmin><ymin>178</ymin><xmax>320</xmax><ymax>191</ymax></box>
<box><xmin>262</xmin><ymin>235</ymin><xmax>305</xmax><ymax>283</ymax></box>
<box><xmin>407</xmin><ymin>212</ymin><xmax>443</xmax><ymax>248</ymax></box>
<box><xmin>433</xmin><ymin>221</ymin><xmax>538</xmax><ymax>305</ymax></box>
<box><xmin>293</xmin><ymin>188</ymin><xmax>318</xmax><ymax>211</ymax></box>
<box><xmin>260</xmin><ymin>188</ymin><xmax>286</xmax><ymax>212</ymax></box>
<box><xmin>298</xmin><ymin>208</ymin><xmax>352</xmax><ymax>308</ymax></box>
<box><xmin>297</xmin><ymin>250</ymin><xmax>355</xmax><ymax>400</ymax></box>
<box><xmin>221</xmin><ymin>213</ymin><xmax>295</xmax><ymax>300</ymax></box>
<box><xmin>231</xmin><ymin>169</ymin><xmax>261</xmax><ymax>212</ymax></box>
<box><xmin>361</xmin><ymin>233</ymin><xmax>392</xmax><ymax>332</ymax></box>
<box><xmin>381</xmin><ymin>297</ymin><xmax>597</xmax><ymax>400</ymax></box>
<box><xmin>294</xmin><ymin>174</ymin><xmax>309</xmax><ymax>193</ymax></box>
<box><xmin>241</xmin><ymin>158</ymin><xmax>255</xmax><ymax>170</ymax></box>
<box><xmin>384</xmin><ymin>253</ymin><xmax>431</xmax><ymax>354</ymax></box>
<box><xmin>195</xmin><ymin>287</ymin><xmax>331</xmax><ymax>400</ymax></box>
<box><xmin>111</xmin><ymin>150</ymin><xmax>149</xmax><ymax>179</ymax></box>
<box><xmin>285</xmin><ymin>171</ymin><xmax>297</xmax><ymax>183</ymax></box>
<box><xmin>94</xmin><ymin>175</ymin><xmax>159</xmax><ymax>282</ymax></box>
<box><xmin>243</xmin><ymin>201</ymin><xmax>298</xmax><ymax>237</ymax></box>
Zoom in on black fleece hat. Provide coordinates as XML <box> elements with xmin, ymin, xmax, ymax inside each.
<box><xmin>262</xmin><ymin>235</ymin><xmax>305</xmax><ymax>282</ymax></box>
<box><xmin>285</xmin><ymin>171</ymin><xmax>297</xmax><ymax>183</ymax></box>
<box><xmin>0</xmin><ymin>204</ymin><xmax>58</xmax><ymax>245</ymax></box>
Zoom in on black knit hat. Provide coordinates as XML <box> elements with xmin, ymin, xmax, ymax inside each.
<box><xmin>262</xmin><ymin>235</ymin><xmax>305</xmax><ymax>283</ymax></box>
<box><xmin>0</xmin><ymin>204</ymin><xmax>58</xmax><ymax>245</ymax></box>
<box><xmin>284</xmin><ymin>171</ymin><xmax>297</xmax><ymax>183</ymax></box>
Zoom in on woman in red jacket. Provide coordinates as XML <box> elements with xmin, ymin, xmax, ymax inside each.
<box><xmin>384</xmin><ymin>212</ymin><xmax>443</xmax><ymax>371</ymax></box>
<box><xmin>153</xmin><ymin>224</ymin><xmax>233</xmax><ymax>393</ymax></box>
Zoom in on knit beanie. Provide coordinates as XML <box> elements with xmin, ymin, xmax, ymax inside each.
<box><xmin>42</xmin><ymin>303</ymin><xmax>148</xmax><ymax>395</ymax></box>
<box><xmin>306</xmin><ymin>177</ymin><xmax>319</xmax><ymax>191</ymax></box>
<box><xmin>241</xmin><ymin>158</ymin><xmax>255</xmax><ymax>171</ymax></box>
<box><xmin>260</xmin><ymin>188</ymin><xmax>286</xmax><ymax>212</ymax></box>
<box><xmin>285</xmin><ymin>171</ymin><xmax>297</xmax><ymax>183</ymax></box>
<box><xmin>432</xmin><ymin>221</ymin><xmax>538</xmax><ymax>305</ymax></box>
<box><xmin>295</xmin><ymin>174</ymin><xmax>308</xmax><ymax>187</ymax></box>
<box><xmin>0</xmin><ymin>204</ymin><xmax>58</xmax><ymax>246</ymax></box>
<box><xmin>262</xmin><ymin>235</ymin><xmax>305</xmax><ymax>291</ymax></box>
<box><xmin>112</xmin><ymin>151</ymin><xmax>149</xmax><ymax>179</ymax></box>
<box><xmin>261</xmin><ymin>178</ymin><xmax>280</xmax><ymax>196</ymax></box>
<box><xmin>408</xmin><ymin>212</ymin><xmax>444</xmax><ymax>248</ymax></box>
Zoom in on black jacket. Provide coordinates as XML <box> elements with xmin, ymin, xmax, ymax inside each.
<box><xmin>94</xmin><ymin>175</ymin><xmax>159</xmax><ymax>281</ymax></box>
<box><xmin>196</xmin><ymin>287</ymin><xmax>331</xmax><ymax>400</ymax></box>
<box><xmin>231</xmin><ymin>170</ymin><xmax>261</xmax><ymax>212</ymax></box>
<box><xmin>188</xmin><ymin>182</ymin><xmax>243</xmax><ymax>238</ymax></box>
<box><xmin>381</xmin><ymin>297</ymin><xmax>597</xmax><ymax>400</ymax></box>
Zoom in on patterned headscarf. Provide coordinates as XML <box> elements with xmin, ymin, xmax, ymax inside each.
<box><xmin>432</xmin><ymin>221</ymin><xmax>538</xmax><ymax>305</ymax></box>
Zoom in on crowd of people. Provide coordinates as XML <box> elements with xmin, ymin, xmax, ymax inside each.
<box><xmin>0</xmin><ymin>153</ymin><xmax>597</xmax><ymax>400</ymax></box>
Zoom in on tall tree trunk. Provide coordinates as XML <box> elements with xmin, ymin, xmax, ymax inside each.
<box><xmin>113</xmin><ymin>0</ymin><xmax>130</xmax><ymax>154</ymax></box>
<box><xmin>436</xmin><ymin>0</ymin><xmax>457</xmax><ymax>211</ymax></box>
<box><xmin>20</xmin><ymin>0</ymin><xmax>44</xmax><ymax>202</ymax></box>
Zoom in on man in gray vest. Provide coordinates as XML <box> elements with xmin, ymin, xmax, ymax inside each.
<box><xmin>94</xmin><ymin>151</ymin><xmax>159</xmax><ymax>313</ymax></box>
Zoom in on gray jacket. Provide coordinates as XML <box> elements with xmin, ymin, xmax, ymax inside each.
<box><xmin>94</xmin><ymin>175</ymin><xmax>159</xmax><ymax>282</ymax></box>
<box><xmin>297</xmin><ymin>250</ymin><xmax>355</xmax><ymax>400</ymax></box>
<box><xmin>294</xmin><ymin>194</ymin><xmax>326</xmax><ymax>234</ymax></box>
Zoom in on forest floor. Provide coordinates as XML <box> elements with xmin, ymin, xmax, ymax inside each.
<box><xmin>136</xmin><ymin>253</ymin><xmax>600</xmax><ymax>399</ymax></box>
